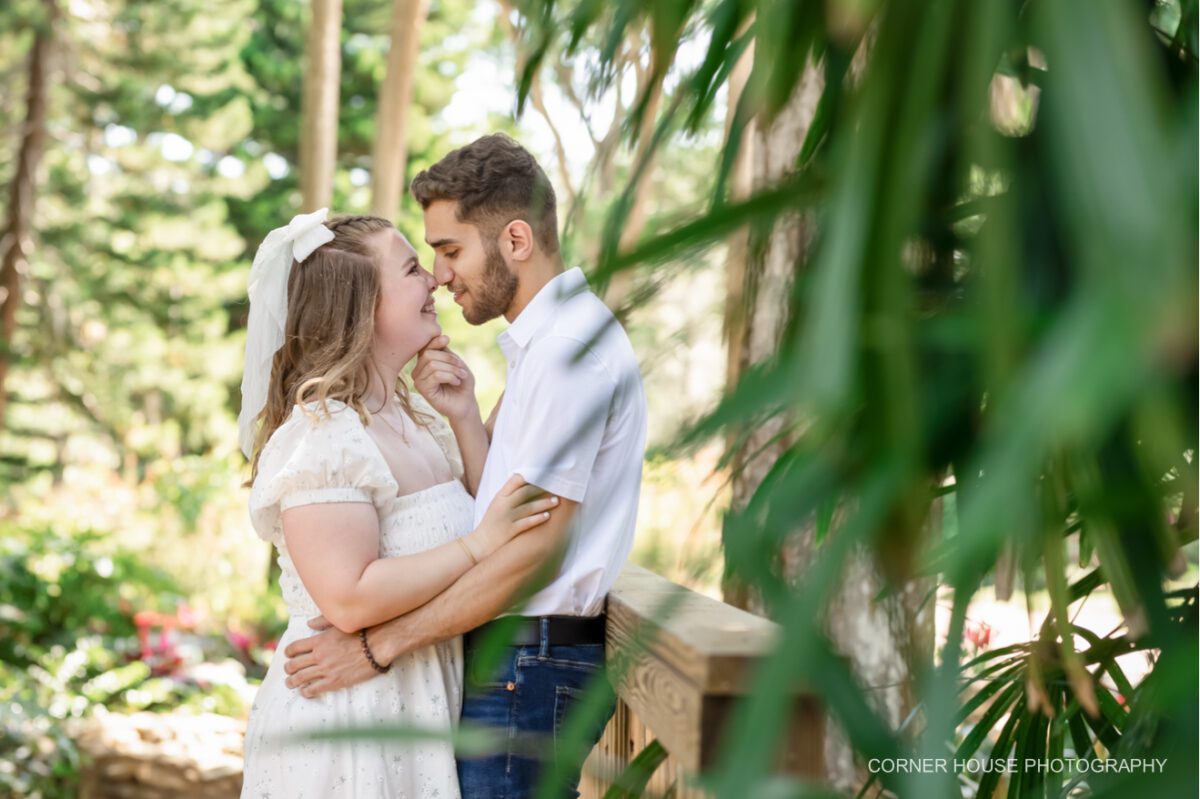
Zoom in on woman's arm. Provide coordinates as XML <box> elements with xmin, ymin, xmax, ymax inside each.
<box><xmin>280</xmin><ymin>498</ymin><xmax>576</xmax><ymax>697</ymax></box>
<box><xmin>283</xmin><ymin>476</ymin><xmax>557</xmax><ymax>634</ymax></box>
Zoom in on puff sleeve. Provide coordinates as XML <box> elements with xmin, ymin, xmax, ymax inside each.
<box><xmin>248</xmin><ymin>402</ymin><xmax>398</xmax><ymax>545</ymax></box>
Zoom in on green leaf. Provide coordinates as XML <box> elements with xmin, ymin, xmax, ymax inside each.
<box><xmin>976</xmin><ymin>695</ymin><xmax>1024</xmax><ymax>799</ymax></box>
<box><xmin>602</xmin><ymin>739</ymin><xmax>668</xmax><ymax>799</ymax></box>
<box><xmin>955</xmin><ymin>678</ymin><xmax>1023</xmax><ymax>762</ymax></box>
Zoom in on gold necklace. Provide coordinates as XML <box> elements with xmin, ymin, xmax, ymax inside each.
<box><xmin>370</xmin><ymin>398</ymin><xmax>410</xmax><ymax>445</ymax></box>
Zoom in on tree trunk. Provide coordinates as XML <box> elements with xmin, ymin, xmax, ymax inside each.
<box><xmin>300</xmin><ymin>0</ymin><xmax>343</xmax><ymax>212</ymax></box>
<box><xmin>720</xmin><ymin>35</ymin><xmax>763</xmax><ymax>613</ymax></box>
<box><xmin>370</xmin><ymin>0</ymin><xmax>428</xmax><ymax>219</ymax></box>
<box><xmin>722</xmin><ymin>60</ymin><xmax>821</xmax><ymax>615</ymax></box>
<box><xmin>0</xmin><ymin>0</ymin><xmax>57</xmax><ymax>425</ymax></box>
<box><xmin>721</xmin><ymin>36</ymin><xmax>755</xmax><ymax>406</ymax></box>
<box><xmin>721</xmin><ymin>61</ymin><xmax>935</xmax><ymax>791</ymax></box>
<box><xmin>821</xmin><ymin>522</ymin><xmax>936</xmax><ymax>791</ymax></box>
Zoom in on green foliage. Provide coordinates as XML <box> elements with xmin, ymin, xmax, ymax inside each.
<box><xmin>0</xmin><ymin>635</ymin><xmax>249</xmax><ymax>799</ymax></box>
<box><xmin>0</xmin><ymin>0</ymin><xmax>536</xmax><ymax>786</ymax></box>
<box><xmin>0</xmin><ymin>665</ymin><xmax>83</xmax><ymax>799</ymax></box>
<box><xmin>0</xmin><ymin>523</ymin><xmax>246</xmax><ymax>798</ymax></box>
<box><xmin>0</xmin><ymin>523</ymin><xmax>181</xmax><ymax>667</ymax></box>
<box><xmin>514</xmin><ymin>0</ymin><xmax>1199</xmax><ymax>796</ymax></box>
<box><xmin>853</xmin><ymin>586</ymin><xmax>1199</xmax><ymax>798</ymax></box>
<box><xmin>602</xmin><ymin>739</ymin><xmax>670</xmax><ymax>798</ymax></box>
<box><xmin>0</xmin><ymin>0</ymin><xmax>494</xmax><ymax>628</ymax></box>
<box><xmin>2</xmin><ymin>0</ymin><xmax>481</xmax><ymax>491</ymax></box>
<box><xmin>1</xmin><ymin>0</ymin><xmax>1194</xmax><ymax>796</ymax></box>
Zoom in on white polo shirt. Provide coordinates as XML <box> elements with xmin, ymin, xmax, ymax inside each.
<box><xmin>473</xmin><ymin>267</ymin><xmax>647</xmax><ymax>617</ymax></box>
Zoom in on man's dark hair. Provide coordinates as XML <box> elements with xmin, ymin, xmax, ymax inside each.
<box><xmin>410</xmin><ymin>133</ymin><xmax>559</xmax><ymax>255</ymax></box>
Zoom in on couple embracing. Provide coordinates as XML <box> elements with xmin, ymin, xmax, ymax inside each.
<box><xmin>237</xmin><ymin>134</ymin><xmax>647</xmax><ymax>798</ymax></box>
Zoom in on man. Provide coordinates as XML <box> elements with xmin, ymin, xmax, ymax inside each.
<box><xmin>282</xmin><ymin>133</ymin><xmax>647</xmax><ymax>798</ymax></box>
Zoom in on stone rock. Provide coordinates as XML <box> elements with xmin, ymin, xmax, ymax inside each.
<box><xmin>71</xmin><ymin>712</ymin><xmax>244</xmax><ymax>799</ymax></box>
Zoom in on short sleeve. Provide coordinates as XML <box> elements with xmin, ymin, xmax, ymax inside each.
<box><xmin>248</xmin><ymin>402</ymin><xmax>397</xmax><ymax>544</ymax></box>
<box><xmin>409</xmin><ymin>392</ymin><xmax>465</xmax><ymax>481</ymax></box>
<box><xmin>508</xmin><ymin>336</ymin><xmax>616</xmax><ymax>502</ymax></box>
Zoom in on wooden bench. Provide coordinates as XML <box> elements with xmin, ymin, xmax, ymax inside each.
<box><xmin>580</xmin><ymin>565</ymin><xmax>824</xmax><ymax>797</ymax></box>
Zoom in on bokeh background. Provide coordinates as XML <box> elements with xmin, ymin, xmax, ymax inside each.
<box><xmin>0</xmin><ymin>0</ymin><xmax>1196</xmax><ymax>797</ymax></box>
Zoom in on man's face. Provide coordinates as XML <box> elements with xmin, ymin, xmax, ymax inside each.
<box><xmin>422</xmin><ymin>200</ymin><xmax>518</xmax><ymax>325</ymax></box>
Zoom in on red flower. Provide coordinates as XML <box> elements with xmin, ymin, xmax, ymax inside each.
<box><xmin>227</xmin><ymin>630</ymin><xmax>253</xmax><ymax>652</ymax></box>
<box><xmin>965</xmin><ymin>621</ymin><xmax>993</xmax><ymax>649</ymax></box>
<box><xmin>175</xmin><ymin>603</ymin><xmax>198</xmax><ymax>628</ymax></box>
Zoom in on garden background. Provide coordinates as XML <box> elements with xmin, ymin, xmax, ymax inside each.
<box><xmin>0</xmin><ymin>1</ymin><xmax>1196</xmax><ymax>797</ymax></box>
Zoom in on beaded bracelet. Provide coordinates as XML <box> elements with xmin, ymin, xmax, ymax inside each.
<box><xmin>358</xmin><ymin>628</ymin><xmax>390</xmax><ymax>674</ymax></box>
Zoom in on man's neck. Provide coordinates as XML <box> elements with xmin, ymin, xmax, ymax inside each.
<box><xmin>504</xmin><ymin>255</ymin><xmax>564</xmax><ymax>323</ymax></box>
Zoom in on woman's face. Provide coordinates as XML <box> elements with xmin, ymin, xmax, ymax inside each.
<box><xmin>370</xmin><ymin>228</ymin><xmax>440</xmax><ymax>365</ymax></box>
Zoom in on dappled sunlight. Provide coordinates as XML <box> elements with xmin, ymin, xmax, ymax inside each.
<box><xmin>0</xmin><ymin>0</ymin><xmax>1195</xmax><ymax>796</ymax></box>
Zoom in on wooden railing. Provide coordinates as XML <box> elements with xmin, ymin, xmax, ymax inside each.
<box><xmin>580</xmin><ymin>566</ymin><xmax>824</xmax><ymax>798</ymax></box>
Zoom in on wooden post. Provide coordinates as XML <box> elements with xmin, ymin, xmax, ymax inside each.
<box><xmin>581</xmin><ymin>566</ymin><xmax>824</xmax><ymax>797</ymax></box>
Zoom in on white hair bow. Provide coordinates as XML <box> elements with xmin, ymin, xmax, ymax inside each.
<box><xmin>237</xmin><ymin>208</ymin><xmax>336</xmax><ymax>458</ymax></box>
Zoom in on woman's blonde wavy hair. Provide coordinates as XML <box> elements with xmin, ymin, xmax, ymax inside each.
<box><xmin>247</xmin><ymin>214</ymin><xmax>428</xmax><ymax>482</ymax></box>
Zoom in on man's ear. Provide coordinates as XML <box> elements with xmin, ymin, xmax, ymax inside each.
<box><xmin>502</xmin><ymin>220</ymin><xmax>535</xmax><ymax>262</ymax></box>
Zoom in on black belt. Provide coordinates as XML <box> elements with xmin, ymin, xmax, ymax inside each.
<box><xmin>464</xmin><ymin>615</ymin><xmax>607</xmax><ymax>649</ymax></box>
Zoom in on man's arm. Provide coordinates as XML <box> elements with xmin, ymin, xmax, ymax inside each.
<box><xmin>283</xmin><ymin>498</ymin><xmax>575</xmax><ymax>697</ymax></box>
<box><xmin>374</xmin><ymin>497</ymin><xmax>574</xmax><ymax>659</ymax></box>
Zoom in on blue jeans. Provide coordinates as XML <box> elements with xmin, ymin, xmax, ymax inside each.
<box><xmin>457</xmin><ymin>636</ymin><xmax>615</xmax><ymax>799</ymax></box>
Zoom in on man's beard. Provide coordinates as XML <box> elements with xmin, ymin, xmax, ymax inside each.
<box><xmin>463</xmin><ymin>240</ymin><xmax>518</xmax><ymax>325</ymax></box>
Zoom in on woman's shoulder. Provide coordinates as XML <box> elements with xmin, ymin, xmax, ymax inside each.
<box><xmin>281</xmin><ymin>398</ymin><xmax>360</xmax><ymax>430</ymax></box>
<box><xmin>253</xmin><ymin>399</ymin><xmax>394</xmax><ymax>489</ymax></box>
<box><xmin>259</xmin><ymin>400</ymin><xmax>367</xmax><ymax>463</ymax></box>
<box><xmin>248</xmin><ymin>399</ymin><xmax>396</xmax><ymax>537</ymax></box>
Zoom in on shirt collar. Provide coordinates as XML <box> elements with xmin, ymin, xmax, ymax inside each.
<box><xmin>499</xmin><ymin>267</ymin><xmax>589</xmax><ymax>356</ymax></box>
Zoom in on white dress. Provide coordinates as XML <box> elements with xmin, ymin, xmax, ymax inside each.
<box><xmin>242</xmin><ymin>398</ymin><xmax>472</xmax><ymax>799</ymax></box>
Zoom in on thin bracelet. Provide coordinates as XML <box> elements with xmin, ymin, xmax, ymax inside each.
<box><xmin>358</xmin><ymin>629</ymin><xmax>390</xmax><ymax>674</ymax></box>
<box><xmin>456</xmin><ymin>536</ymin><xmax>479</xmax><ymax>566</ymax></box>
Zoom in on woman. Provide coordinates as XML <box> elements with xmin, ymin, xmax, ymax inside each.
<box><xmin>237</xmin><ymin>210</ymin><xmax>555</xmax><ymax>797</ymax></box>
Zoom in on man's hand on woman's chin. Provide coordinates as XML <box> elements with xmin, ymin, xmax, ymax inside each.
<box><xmin>283</xmin><ymin>615</ymin><xmax>384</xmax><ymax>698</ymax></box>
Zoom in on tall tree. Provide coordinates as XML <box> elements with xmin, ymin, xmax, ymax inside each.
<box><xmin>0</xmin><ymin>0</ymin><xmax>57</xmax><ymax>424</ymax></box>
<box><xmin>720</xmin><ymin>34</ymin><xmax>754</xmax><ymax>402</ymax></box>
<box><xmin>300</xmin><ymin>0</ymin><xmax>343</xmax><ymax>211</ymax></box>
<box><xmin>723</xmin><ymin>50</ymin><xmax>934</xmax><ymax>790</ymax></box>
<box><xmin>721</xmin><ymin>56</ymin><xmax>823</xmax><ymax>613</ymax></box>
<box><xmin>370</xmin><ymin>0</ymin><xmax>428</xmax><ymax>219</ymax></box>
